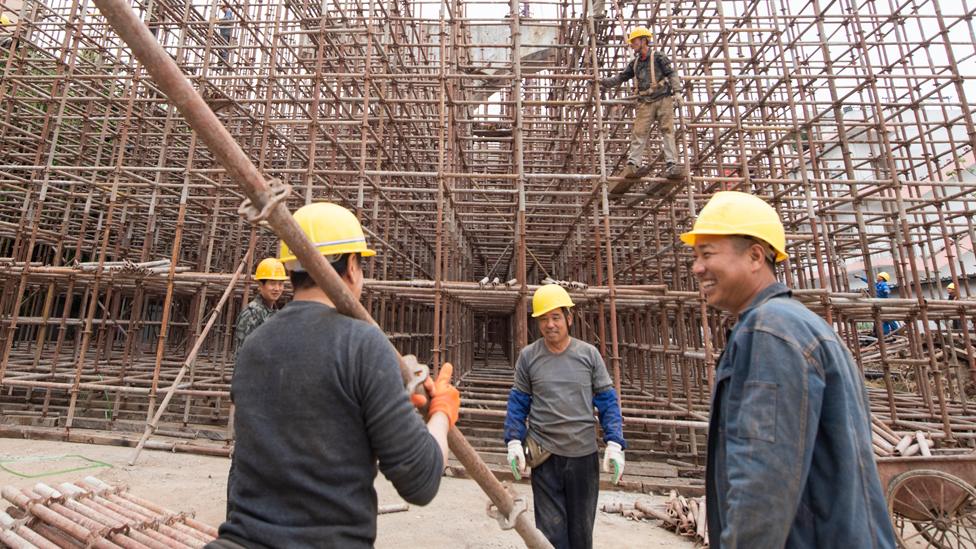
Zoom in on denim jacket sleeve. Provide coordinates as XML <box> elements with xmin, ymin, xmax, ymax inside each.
<box><xmin>721</xmin><ymin>327</ymin><xmax>826</xmax><ymax>548</ymax></box>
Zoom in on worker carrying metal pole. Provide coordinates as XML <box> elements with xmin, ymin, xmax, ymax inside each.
<box><xmin>599</xmin><ymin>26</ymin><xmax>684</xmax><ymax>186</ymax></box>
<box><xmin>681</xmin><ymin>191</ymin><xmax>896</xmax><ymax>548</ymax></box>
<box><xmin>211</xmin><ymin>202</ymin><xmax>462</xmax><ymax>548</ymax></box>
<box><xmin>503</xmin><ymin>284</ymin><xmax>627</xmax><ymax>549</ymax></box>
<box><xmin>87</xmin><ymin>1</ymin><xmax>553</xmax><ymax>544</ymax></box>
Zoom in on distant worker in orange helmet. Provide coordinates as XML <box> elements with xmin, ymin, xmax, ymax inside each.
<box><xmin>212</xmin><ymin>202</ymin><xmax>460</xmax><ymax>548</ymax></box>
<box><xmin>600</xmin><ymin>25</ymin><xmax>684</xmax><ymax>190</ymax></box>
<box><xmin>233</xmin><ymin>257</ymin><xmax>288</xmax><ymax>351</ymax></box>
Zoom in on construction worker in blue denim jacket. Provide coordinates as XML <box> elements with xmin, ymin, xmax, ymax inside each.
<box><xmin>503</xmin><ymin>284</ymin><xmax>626</xmax><ymax>549</ymax></box>
<box><xmin>682</xmin><ymin>191</ymin><xmax>896</xmax><ymax>548</ymax></box>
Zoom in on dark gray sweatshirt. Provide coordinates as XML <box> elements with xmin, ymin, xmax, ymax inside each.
<box><xmin>219</xmin><ymin>300</ymin><xmax>443</xmax><ymax>548</ymax></box>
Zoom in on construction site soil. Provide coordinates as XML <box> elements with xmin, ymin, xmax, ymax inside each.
<box><xmin>0</xmin><ymin>438</ymin><xmax>694</xmax><ymax>548</ymax></box>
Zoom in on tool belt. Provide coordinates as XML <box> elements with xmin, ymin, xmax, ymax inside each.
<box><xmin>525</xmin><ymin>435</ymin><xmax>552</xmax><ymax>468</ymax></box>
<box><xmin>635</xmin><ymin>81</ymin><xmax>671</xmax><ymax>103</ymax></box>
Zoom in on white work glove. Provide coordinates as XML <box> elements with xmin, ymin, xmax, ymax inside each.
<box><xmin>602</xmin><ymin>441</ymin><xmax>625</xmax><ymax>484</ymax></box>
<box><xmin>507</xmin><ymin>440</ymin><xmax>527</xmax><ymax>481</ymax></box>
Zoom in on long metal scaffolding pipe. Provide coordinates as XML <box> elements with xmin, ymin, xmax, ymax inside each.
<box><xmin>128</xmin><ymin>248</ymin><xmax>252</xmax><ymax>465</ymax></box>
<box><xmin>87</xmin><ymin>1</ymin><xmax>551</xmax><ymax>546</ymax></box>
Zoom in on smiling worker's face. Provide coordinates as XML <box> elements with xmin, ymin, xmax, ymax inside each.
<box><xmin>692</xmin><ymin>235</ymin><xmax>772</xmax><ymax>315</ymax></box>
<box><xmin>537</xmin><ymin>308</ymin><xmax>572</xmax><ymax>348</ymax></box>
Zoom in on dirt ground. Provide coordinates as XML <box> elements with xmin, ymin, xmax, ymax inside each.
<box><xmin>0</xmin><ymin>439</ymin><xmax>695</xmax><ymax>548</ymax></box>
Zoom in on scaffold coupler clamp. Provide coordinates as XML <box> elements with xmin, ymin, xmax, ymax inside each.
<box><xmin>237</xmin><ymin>177</ymin><xmax>292</xmax><ymax>224</ymax></box>
<box><xmin>403</xmin><ymin>354</ymin><xmax>430</xmax><ymax>397</ymax></box>
<box><xmin>486</xmin><ymin>484</ymin><xmax>527</xmax><ymax>530</ymax></box>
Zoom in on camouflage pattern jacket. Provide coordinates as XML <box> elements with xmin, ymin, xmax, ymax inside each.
<box><xmin>603</xmin><ymin>50</ymin><xmax>680</xmax><ymax>102</ymax></box>
<box><xmin>234</xmin><ymin>296</ymin><xmax>277</xmax><ymax>352</ymax></box>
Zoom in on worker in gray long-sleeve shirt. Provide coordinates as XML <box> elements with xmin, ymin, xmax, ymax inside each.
<box><xmin>210</xmin><ymin>202</ymin><xmax>461</xmax><ymax>549</ymax></box>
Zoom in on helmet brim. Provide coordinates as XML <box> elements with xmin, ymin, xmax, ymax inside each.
<box><xmin>680</xmin><ymin>230</ymin><xmax>788</xmax><ymax>262</ymax></box>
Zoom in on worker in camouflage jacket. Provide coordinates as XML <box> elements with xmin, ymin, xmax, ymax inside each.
<box><xmin>600</xmin><ymin>26</ymin><xmax>684</xmax><ymax>188</ymax></box>
<box><xmin>233</xmin><ymin>258</ymin><xmax>287</xmax><ymax>351</ymax></box>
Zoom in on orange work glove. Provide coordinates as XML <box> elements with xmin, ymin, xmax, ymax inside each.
<box><xmin>427</xmin><ymin>362</ymin><xmax>461</xmax><ymax>427</ymax></box>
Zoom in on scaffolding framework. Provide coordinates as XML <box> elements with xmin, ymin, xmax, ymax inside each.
<box><xmin>2</xmin><ymin>0</ymin><xmax>976</xmax><ymax>475</ymax></box>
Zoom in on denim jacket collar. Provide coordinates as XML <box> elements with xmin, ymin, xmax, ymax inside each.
<box><xmin>714</xmin><ymin>282</ymin><xmax>791</xmax><ymax>385</ymax></box>
<box><xmin>737</xmin><ymin>281</ymin><xmax>791</xmax><ymax>319</ymax></box>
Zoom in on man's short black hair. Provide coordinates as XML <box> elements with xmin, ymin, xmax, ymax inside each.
<box><xmin>730</xmin><ymin>235</ymin><xmax>776</xmax><ymax>271</ymax></box>
<box><xmin>289</xmin><ymin>253</ymin><xmax>356</xmax><ymax>290</ymax></box>
<box><xmin>537</xmin><ymin>307</ymin><xmax>572</xmax><ymax>321</ymax></box>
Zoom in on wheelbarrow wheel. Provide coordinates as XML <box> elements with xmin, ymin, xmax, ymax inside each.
<box><xmin>886</xmin><ymin>468</ymin><xmax>976</xmax><ymax>548</ymax></box>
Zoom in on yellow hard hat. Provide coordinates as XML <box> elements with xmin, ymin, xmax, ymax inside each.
<box><xmin>948</xmin><ymin>283</ymin><xmax>956</xmax><ymax>291</ymax></box>
<box><xmin>254</xmin><ymin>257</ymin><xmax>288</xmax><ymax>281</ymax></box>
<box><xmin>279</xmin><ymin>202</ymin><xmax>376</xmax><ymax>270</ymax></box>
<box><xmin>628</xmin><ymin>26</ymin><xmax>653</xmax><ymax>43</ymax></box>
<box><xmin>878</xmin><ymin>272</ymin><xmax>891</xmax><ymax>282</ymax></box>
<box><xmin>680</xmin><ymin>191</ymin><xmax>787</xmax><ymax>262</ymax></box>
<box><xmin>531</xmin><ymin>284</ymin><xmax>575</xmax><ymax>318</ymax></box>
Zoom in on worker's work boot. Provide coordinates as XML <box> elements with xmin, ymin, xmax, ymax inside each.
<box><xmin>610</xmin><ymin>163</ymin><xmax>641</xmax><ymax>195</ymax></box>
<box><xmin>620</xmin><ymin>163</ymin><xmax>639</xmax><ymax>179</ymax></box>
<box><xmin>664</xmin><ymin>162</ymin><xmax>685</xmax><ymax>179</ymax></box>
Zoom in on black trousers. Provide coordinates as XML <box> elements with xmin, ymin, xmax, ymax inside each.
<box><xmin>530</xmin><ymin>452</ymin><xmax>600</xmax><ymax>549</ymax></box>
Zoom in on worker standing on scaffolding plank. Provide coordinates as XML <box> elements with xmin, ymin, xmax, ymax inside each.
<box><xmin>855</xmin><ymin>271</ymin><xmax>900</xmax><ymax>336</ymax></box>
<box><xmin>210</xmin><ymin>202</ymin><xmax>460</xmax><ymax>549</ymax></box>
<box><xmin>217</xmin><ymin>5</ymin><xmax>233</xmax><ymax>63</ymax></box>
<box><xmin>599</xmin><ymin>26</ymin><xmax>684</xmax><ymax>193</ymax></box>
<box><xmin>504</xmin><ymin>284</ymin><xmax>626</xmax><ymax>549</ymax></box>
<box><xmin>948</xmin><ymin>282</ymin><xmax>962</xmax><ymax>330</ymax></box>
<box><xmin>233</xmin><ymin>257</ymin><xmax>287</xmax><ymax>352</ymax></box>
<box><xmin>0</xmin><ymin>13</ymin><xmax>17</xmax><ymax>52</ymax></box>
<box><xmin>874</xmin><ymin>272</ymin><xmax>900</xmax><ymax>335</ymax></box>
<box><xmin>681</xmin><ymin>191</ymin><xmax>896</xmax><ymax>548</ymax></box>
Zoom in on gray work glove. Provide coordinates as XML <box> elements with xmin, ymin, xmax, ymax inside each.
<box><xmin>673</xmin><ymin>95</ymin><xmax>683</xmax><ymax>108</ymax></box>
<box><xmin>598</xmin><ymin>77</ymin><xmax>613</xmax><ymax>90</ymax></box>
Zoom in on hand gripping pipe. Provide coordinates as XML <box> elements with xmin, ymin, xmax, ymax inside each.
<box><xmin>87</xmin><ymin>0</ymin><xmax>551</xmax><ymax>546</ymax></box>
